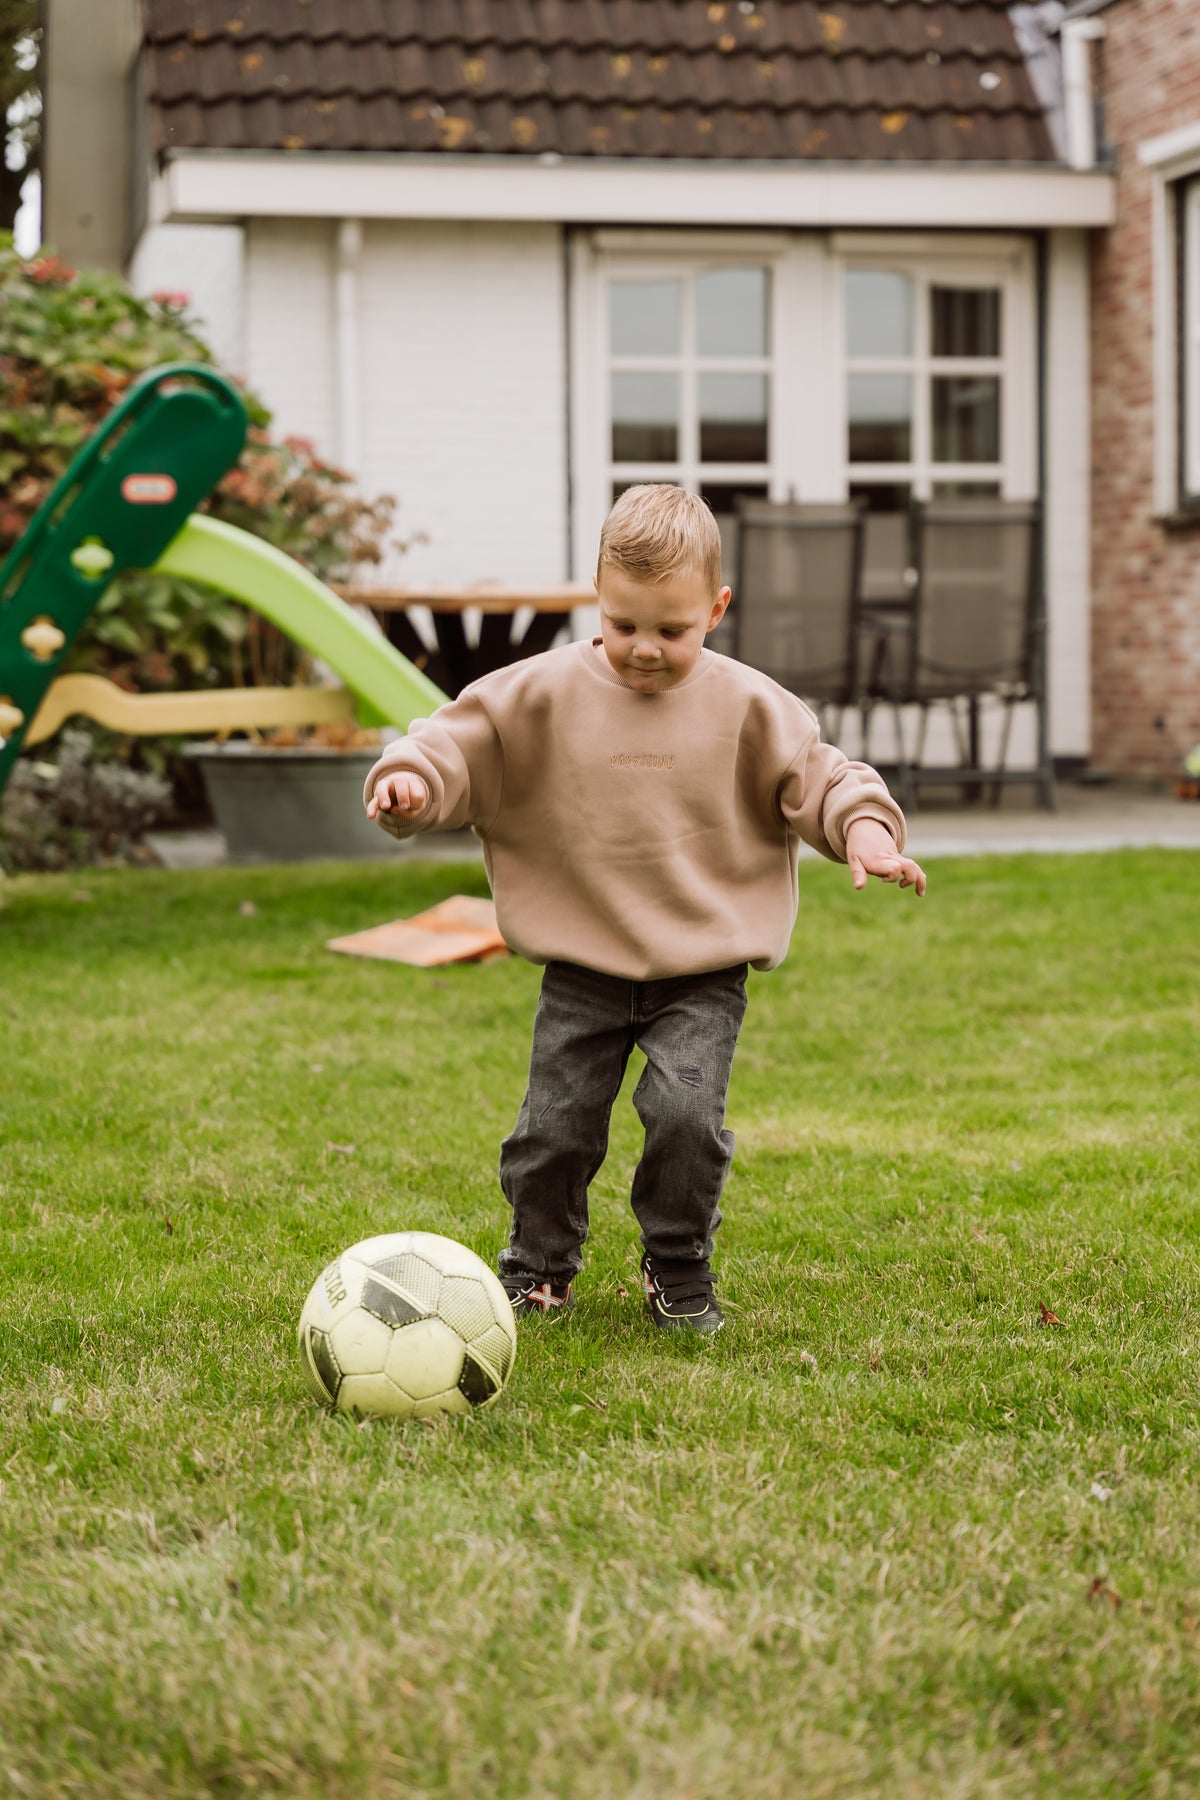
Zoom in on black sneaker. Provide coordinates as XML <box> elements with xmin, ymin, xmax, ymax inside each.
<box><xmin>501</xmin><ymin>1273</ymin><xmax>575</xmax><ymax>1319</ymax></box>
<box><xmin>642</xmin><ymin>1253</ymin><xmax>724</xmax><ymax>1335</ymax></box>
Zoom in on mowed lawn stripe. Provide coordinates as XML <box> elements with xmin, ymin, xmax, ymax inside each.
<box><xmin>1</xmin><ymin>850</ymin><xmax>1198</xmax><ymax>1799</ymax></box>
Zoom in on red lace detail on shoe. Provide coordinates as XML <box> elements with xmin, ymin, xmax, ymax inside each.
<box><xmin>526</xmin><ymin>1281</ymin><xmax>567</xmax><ymax>1311</ymax></box>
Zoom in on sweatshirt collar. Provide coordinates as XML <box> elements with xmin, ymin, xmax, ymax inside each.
<box><xmin>583</xmin><ymin>637</ymin><xmax>716</xmax><ymax>694</ymax></box>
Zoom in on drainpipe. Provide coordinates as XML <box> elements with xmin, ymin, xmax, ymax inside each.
<box><xmin>335</xmin><ymin>218</ymin><xmax>363</xmax><ymax>474</ymax></box>
<box><xmin>1061</xmin><ymin>18</ymin><xmax>1106</xmax><ymax>171</ymax></box>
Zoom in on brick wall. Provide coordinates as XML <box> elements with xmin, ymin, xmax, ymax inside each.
<box><xmin>1091</xmin><ymin>0</ymin><xmax>1200</xmax><ymax>776</ymax></box>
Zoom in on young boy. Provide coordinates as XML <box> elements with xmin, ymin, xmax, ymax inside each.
<box><xmin>364</xmin><ymin>486</ymin><xmax>925</xmax><ymax>1334</ymax></box>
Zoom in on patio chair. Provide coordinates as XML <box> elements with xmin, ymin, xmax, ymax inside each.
<box><xmin>882</xmin><ymin>498</ymin><xmax>1054</xmax><ymax>810</ymax></box>
<box><xmin>733</xmin><ymin>499</ymin><xmax>868</xmax><ymax>740</ymax></box>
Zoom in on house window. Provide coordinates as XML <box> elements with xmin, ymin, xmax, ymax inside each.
<box><xmin>574</xmin><ymin>235</ymin><xmax>1034</xmax><ymax>612</ymax></box>
<box><xmin>1181</xmin><ymin>176</ymin><xmax>1200</xmax><ymax>506</ymax></box>
<box><xmin>606</xmin><ymin>264</ymin><xmax>773</xmax><ymax>562</ymax></box>
<box><xmin>844</xmin><ymin>265</ymin><xmax>1006</xmax><ymax>596</ymax></box>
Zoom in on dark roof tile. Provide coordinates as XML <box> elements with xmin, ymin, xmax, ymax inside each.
<box><xmin>141</xmin><ymin>0</ymin><xmax>1059</xmax><ymax>164</ymax></box>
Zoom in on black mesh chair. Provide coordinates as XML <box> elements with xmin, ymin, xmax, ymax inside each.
<box><xmin>883</xmin><ymin>498</ymin><xmax>1054</xmax><ymax>810</ymax></box>
<box><xmin>733</xmin><ymin>499</ymin><xmax>868</xmax><ymax>740</ymax></box>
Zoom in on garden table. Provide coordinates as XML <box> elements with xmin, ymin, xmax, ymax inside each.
<box><xmin>337</xmin><ymin>583</ymin><xmax>592</xmax><ymax>699</ymax></box>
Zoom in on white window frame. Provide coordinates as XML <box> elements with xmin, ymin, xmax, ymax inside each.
<box><xmin>835</xmin><ymin>234</ymin><xmax>1037</xmax><ymax>504</ymax></box>
<box><xmin>1182</xmin><ymin>177</ymin><xmax>1200</xmax><ymax>505</ymax></box>
<box><xmin>606</xmin><ymin>266</ymin><xmax>774</xmax><ymax>498</ymax></box>
<box><xmin>1139</xmin><ymin>121</ymin><xmax>1200</xmax><ymax>514</ymax></box>
<box><xmin>569</xmin><ymin>229</ymin><xmax>1037</xmax><ymax>582</ymax></box>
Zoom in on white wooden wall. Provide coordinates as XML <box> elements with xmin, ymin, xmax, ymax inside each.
<box><xmin>356</xmin><ymin>221</ymin><xmax>567</xmax><ymax>586</ymax></box>
<box><xmin>129</xmin><ymin>222</ymin><xmax>247</xmax><ymax>377</ymax></box>
<box><xmin>241</xmin><ymin>217</ymin><xmax>567</xmax><ymax>588</ymax></box>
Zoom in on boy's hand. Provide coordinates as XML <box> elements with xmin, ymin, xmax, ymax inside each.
<box><xmin>845</xmin><ymin>817</ymin><xmax>926</xmax><ymax>897</ymax></box>
<box><xmin>367</xmin><ymin>771</ymin><xmax>430</xmax><ymax>820</ymax></box>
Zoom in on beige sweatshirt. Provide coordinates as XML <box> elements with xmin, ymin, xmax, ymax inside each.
<box><xmin>364</xmin><ymin>638</ymin><xmax>906</xmax><ymax>980</ymax></box>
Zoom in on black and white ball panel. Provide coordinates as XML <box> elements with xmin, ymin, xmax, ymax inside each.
<box><xmin>297</xmin><ymin>1230</ymin><xmax>518</xmax><ymax>1419</ymax></box>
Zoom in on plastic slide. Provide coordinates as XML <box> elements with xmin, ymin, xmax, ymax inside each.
<box><xmin>0</xmin><ymin>362</ymin><xmax>447</xmax><ymax>799</ymax></box>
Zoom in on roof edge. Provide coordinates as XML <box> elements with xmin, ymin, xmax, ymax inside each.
<box><xmin>154</xmin><ymin>149</ymin><xmax>1115</xmax><ymax>232</ymax></box>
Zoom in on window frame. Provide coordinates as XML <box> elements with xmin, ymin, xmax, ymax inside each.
<box><xmin>601</xmin><ymin>254</ymin><xmax>780</xmax><ymax>501</ymax></box>
<box><xmin>1140</xmin><ymin>121</ymin><xmax>1200</xmax><ymax>517</ymax></box>
<box><xmin>1179</xmin><ymin>174</ymin><xmax>1200</xmax><ymax>508</ymax></box>
<box><xmin>569</xmin><ymin>230</ymin><xmax>1038</xmax><ymax>585</ymax></box>
<box><xmin>836</xmin><ymin>240</ymin><xmax>1037</xmax><ymax>506</ymax></box>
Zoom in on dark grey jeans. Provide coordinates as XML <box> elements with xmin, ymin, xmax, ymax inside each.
<box><xmin>498</xmin><ymin>960</ymin><xmax>749</xmax><ymax>1282</ymax></box>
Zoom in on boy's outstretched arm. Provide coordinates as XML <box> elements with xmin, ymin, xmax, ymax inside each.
<box><xmin>845</xmin><ymin>816</ymin><xmax>926</xmax><ymax>896</ymax></box>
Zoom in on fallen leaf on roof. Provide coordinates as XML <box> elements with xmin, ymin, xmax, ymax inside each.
<box><xmin>462</xmin><ymin>57</ymin><xmax>486</xmax><ymax>84</ymax></box>
<box><xmin>282</xmin><ymin>135</ymin><xmax>307</xmax><ymax>150</ymax></box>
<box><xmin>511</xmin><ymin>116</ymin><xmax>538</xmax><ymax>146</ymax></box>
<box><xmin>436</xmin><ymin>115</ymin><xmax>473</xmax><ymax>149</ymax></box>
<box><xmin>611</xmin><ymin>52</ymin><xmax>632</xmax><ymax>77</ymax></box>
<box><xmin>718</xmin><ymin>33</ymin><xmax>737</xmax><ymax>51</ymax></box>
<box><xmin>241</xmin><ymin>51</ymin><xmax>263</xmax><ymax>70</ymax></box>
<box><xmin>225</xmin><ymin>17</ymin><xmax>245</xmax><ymax>31</ymax></box>
<box><xmin>708</xmin><ymin>2</ymin><xmax>728</xmax><ymax>19</ymax></box>
<box><xmin>821</xmin><ymin>13</ymin><xmax>847</xmax><ymax>48</ymax></box>
<box><xmin>880</xmin><ymin>110</ymin><xmax>909</xmax><ymax>135</ymax></box>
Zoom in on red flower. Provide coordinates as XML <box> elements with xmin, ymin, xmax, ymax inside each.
<box><xmin>25</xmin><ymin>255</ymin><xmax>76</xmax><ymax>286</ymax></box>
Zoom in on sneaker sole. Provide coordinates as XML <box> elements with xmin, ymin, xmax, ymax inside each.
<box><xmin>646</xmin><ymin>1305</ymin><xmax>724</xmax><ymax>1335</ymax></box>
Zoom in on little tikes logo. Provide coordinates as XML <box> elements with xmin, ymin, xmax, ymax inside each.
<box><xmin>610</xmin><ymin>752</ymin><xmax>675</xmax><ymax>770</ymax></box>
<box><xmin>121</xmin><ymin>473</ymin><xmax>178</xmax><ymax>504</ymax></box>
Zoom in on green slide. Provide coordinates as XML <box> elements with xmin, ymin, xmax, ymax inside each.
<box><xmin>0</xmin><ymin>363</ymin><xmax>447</xmax><ymax>798</ymax></box>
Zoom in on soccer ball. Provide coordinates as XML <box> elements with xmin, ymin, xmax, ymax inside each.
<box><xmin>297</xmin><ymin>1231</ymin><xmax>517</xmax><ymax>1420</ymax></box>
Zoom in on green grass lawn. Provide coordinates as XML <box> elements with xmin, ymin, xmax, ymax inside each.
<box><xmin>2</xmin><ymin>848</ymin><xmax>1199</xmax><ymax>1799</ymax></box>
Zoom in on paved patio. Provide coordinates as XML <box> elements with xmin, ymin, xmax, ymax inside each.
<box><xmin>145</xmin><ymin>780</ymin><xmax>1200</xmax><ymax>871</ymax></box>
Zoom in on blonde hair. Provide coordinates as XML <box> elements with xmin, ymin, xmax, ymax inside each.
<box><xmin>597</xmin><ymin>484</ymin><xmax>723</xmax><ymax>596</ymax></box>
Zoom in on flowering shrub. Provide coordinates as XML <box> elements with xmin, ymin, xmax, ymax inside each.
<box><xmin>0</xmin><ymin>235</ymin><xmax>400</xmax><ymax>697</ymax></box>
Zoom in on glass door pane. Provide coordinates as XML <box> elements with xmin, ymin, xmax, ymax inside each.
<box><xmin>610</xmin><ymin>280</ymin><xmax>682</xmax><ymax>355</ymax></box>
<box><xmin>848</xmin><ymin>374</ymin><xmax>912</xmax><ymax>463</ymax></box>
<box><xmin>932</xmin><ymin>377</ymin><xmax>1000</xmax><ymax>463</ymax></box>
<box><xmin>611</xmin><ymin>372</ymin><xmax>680</xmax><ymax>463</ymax></box>
<box><xmin>697</xmin><ymin>267</ymin><xmax>769</xmax><ymax>355</ymax></box>
<box><xmin>699</xmin><ymin>372</ymin><xmax>768</xmax><ymax>462</ymax></box>
<box><xmin>930</xmin><ymin>287</ymin><xmax>1001</xmax><ymax>357</ymax></box>
<box><xmin>846</xmin><ymin>270</ymin><xmax>914</xmax><ymax>357</ymax></box>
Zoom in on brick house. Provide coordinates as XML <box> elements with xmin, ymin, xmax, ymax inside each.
<box><xmin>40</xmin><ymin>0</ymin><xmax>1137</xmax><ymax>774</ymax></box>
<box><xmin>1080</xmin><ymin>0</ymin><xmax>1200</xmax><ymax>776</ymax></box>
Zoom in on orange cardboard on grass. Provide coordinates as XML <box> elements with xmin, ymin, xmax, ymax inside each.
<box><xmin>327</xmin><ymin>896</ymin><xmax>510</xmax><ymax>967</ymax></box>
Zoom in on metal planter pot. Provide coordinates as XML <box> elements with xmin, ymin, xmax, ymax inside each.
<box><xmin>187</xmin><ymin>742</ymin><xmax>403</xmax><ymax>864</ymax></box>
